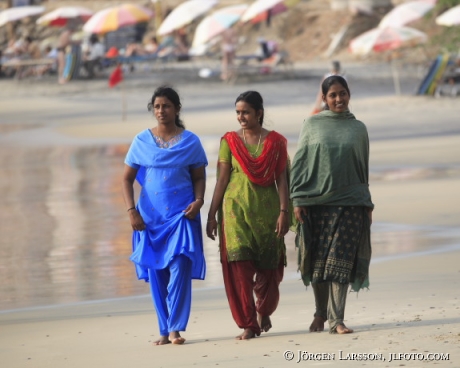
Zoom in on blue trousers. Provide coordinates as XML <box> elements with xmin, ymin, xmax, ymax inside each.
<box><xmin>148</xmin><ymin>255</ymin><xmax>192</xmax><ymax>336</ymax></box>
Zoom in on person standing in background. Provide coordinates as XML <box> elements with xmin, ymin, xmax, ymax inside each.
<box><xmin>56</xmin><ymin>24</ymin><xmax>75</xmax><ymax>84</ymax></box>
<box><xmin>220</xmin><ymin>27</ymin><xmax>237</xmax><ymax>82</ymax></box>
<box><xmin>81</xmin><ymin>34</ymin><xmax>105</xmax><ymax>79</ymax></box>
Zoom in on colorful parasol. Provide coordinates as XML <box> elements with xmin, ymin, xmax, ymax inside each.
<box><xmin>192</xmin><ymin>4</ymin><xmax>248</xmax><ymax>47</ymax></box>
<box><xmin>240</xmin><ymin>0</ymin><xmax>300</xmax><ymax>23</ymax></box>
<box><xmin>378</xmin><ymin>0</ymin><xmax>436</xmax><ymax>28</ymax></box>
<box><xmin>349</xmin><ymin>26</ymin><xmax>428</xmax><ymax>95</ymax></box>
<box><xmin>83</xmin><ymin>3</ymin><xmax>154</xmax><ymax>34</ymax></box>
<box><xmin>349</xmin><ymin>26</ymin><xmax>427</xmax><ymax>56</ymax></box>
<box><xmin>36</xmin><ymin>7</ymin><xmax>94</xmax><ymax>27</ymax></box>
<box><xmin>157</xmin><ymin>0</ymin><xmax>218</xmax><ymax>36</ymax></box>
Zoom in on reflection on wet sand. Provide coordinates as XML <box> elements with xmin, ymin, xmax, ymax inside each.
<box><xmin>0</xmin><ymin>144</ymin><xmax>139</xmax><ymax>310</ymax></box>
<box><xmin>1</xmin><ymin>139</ymin><xmax>458</xmax><ymax>311</ymax></box>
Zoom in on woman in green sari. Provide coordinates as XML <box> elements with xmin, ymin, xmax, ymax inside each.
<box><xmin>206</xmin><ymin>91</ymin><xmax>290</xmax><ymax>340</ymax></box>
<box><xmin>290</xmin><ymin>75</ymin><xmax>374</xmax><ymax>334</ymax></box>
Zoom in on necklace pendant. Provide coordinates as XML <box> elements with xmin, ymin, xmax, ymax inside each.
<box><xmin>243</xmin><ymin>128</ymin><xmax>262</xmax><ymax>157</ymax></box>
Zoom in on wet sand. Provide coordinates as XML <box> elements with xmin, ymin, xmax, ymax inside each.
<box><xmin>1</xmin><ymin>62</ymin><xmax>459</xmax><ymax>367</ymax></box>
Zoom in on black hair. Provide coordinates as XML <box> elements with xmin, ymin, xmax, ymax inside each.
<box><xmin>147</xmin><ymin>86</ymin><xmax>185</xmax><ymax>128</ymax></box>
<box><xmin>321</xmin><ymin>75</ymin><xmax>350</xmax><ymax>110</ymax></box>
<box><xmin>89</xmin><ymin>34</ymin><xmax>99</xmax><ymax>45</ymax></box>
<box><xmin>235</xmin><ymin>90</ymin><xmax>264</xmax><ymax>126</ymax></box>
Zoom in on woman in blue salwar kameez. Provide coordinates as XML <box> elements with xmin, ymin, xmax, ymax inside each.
<box><xmin>122</xmin><ymin>86</ymin><xmax>207</xmax><ymax>345</ymax></box>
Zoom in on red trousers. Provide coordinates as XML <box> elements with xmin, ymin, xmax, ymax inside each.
<box><xmin>221</xmin><ymin>244</ymin><xmax>284</xmax><ymax>335</ymax></box>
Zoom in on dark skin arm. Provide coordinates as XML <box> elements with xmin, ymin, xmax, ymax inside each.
<box><xmin>121</xmin><ymin>165</ymin><xmax>206</xmax><ymax>230</ymax></box>
<box><xmin>206</xmin><ymin>162</ymin><xmax>231</xmax><ymax>240</ymax></box>
<box><xmin>294</xmin><ymin>206</ymin><xmax>308</xmax><ymax>224</ymax></box>
<box><xmin>121</xmin><ymin>164</ymin><xmax>146</xmax><ymax>231</ymax></box>
<box><xmin>207</xmin><ymin>163</ymin><xmax>290</xmax><ymax>240</ymax></box>
<box><xmin>275</xmin><ymin>167</ymin><xmax>290</xmax><ymax>238</ymax></box>
<box><xmin>183</xmin><ymin>165</ymin><xmax>206</xmax><ymax>218</ymax></box>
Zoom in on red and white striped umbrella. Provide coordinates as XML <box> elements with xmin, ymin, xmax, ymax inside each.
<box><xmin>36</xmin><ymin>7</ymin><xmax>94</xmax><ymax>27</ymax></box>
<box><xmin>83</xmin><ymin>3</ymin><xmax>154</xmax><ymax>34</ymax></box>
<box><xmin>349</xmin><ymin>26</ymin><xmax>427</xmax><ymax>56</ymax></box>
<box><xmin>192</xmin><ymin>4</ymin><xmax>248</xmax><ymax>47</ymax></box>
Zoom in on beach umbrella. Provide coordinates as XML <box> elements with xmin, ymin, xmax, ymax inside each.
<box><xmin>36</xmin><ymin>7</ymin><xmax>94</xmax><ymax>27</ymax></box>
<box><xmin>83</xmin><ymin>3</ymin><xmax>154</xmax><ymax>34</ymax></box>
<box><xmin>349</xmin><ymin>26</ymin><xmax>427</xmax><ymax>56</ymax></box>
<box><xmin>192</xmin><ymin>4</ymin><xmax>248</xmax><ymax>47</ymax></box>
<box><xmin>378</xmin><ymin>0</ymin><xmax>436</xmax><ymax>28</ymax></box>
<box><xmin>156</xmin><ymin>0</ymin><xmax>218</xmax><ymax>36</ymax></box>
<box><xmin>436</xmin><ymin>4</ymin><xmax>460</xmax><ymax>26</ymax></box>
<box><xmin>240</xmin><ymin>0</ymin><xmax>300</xmax><ymax>23</ymax></box>
<box><xmin>0</xmin><ymin>6</ymin><xmax>45</xmax><ymax>27</ymax></box>
<box><xmin>349</xmin><ymin>26</ymin><xmax>427</xmax><ymax>95</ymax></box>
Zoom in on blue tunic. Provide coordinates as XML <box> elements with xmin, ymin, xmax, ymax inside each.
<box><xmin>125</xmin><ymin>129</ymin><xmax>208</xmax><ymax>282</ymax></box>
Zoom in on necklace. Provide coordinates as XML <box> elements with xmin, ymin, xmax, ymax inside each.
<box><xmin>155</xmin><ymin>126</ymin><xmax>179</xmax><ymax>149</ymax></box>
<box><xmin>243</xmin><ymin>129</ymin><xmax>262</xmax><ymax>157</ymax></box>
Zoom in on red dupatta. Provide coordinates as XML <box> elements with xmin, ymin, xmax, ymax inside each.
<box><xmin>223</xmin><ymin>131</ymin><xmax>287</xmax><ymax>187</ymax></box>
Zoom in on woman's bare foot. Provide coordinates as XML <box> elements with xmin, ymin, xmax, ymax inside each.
<box><xmin>235</xmin><ymin>328</ymin><xmax>257</xmax><ymax>340</ymax></box>
<box><xmin>169</xmin><ymin>331</ymin><xmax>186</xmax><ymax>344</ymax></box>
<box><xmin>336</xmin><ymin>324</ymin><xmax>353</xmax><ymax>334</ymax></box>
<box><xmin>257</xmin><ymin>314</ymin><xmax>272</xmax><ymax>332</ymax></box>
<box><xmin>309</xmin><ymin>316</ymin><xmax>325</xmax><ymax>332</ymax></box>
<box><xmin>153</xmin><ymin>336</ymin><xmax>170</xmax><ymax>345</ymax></box>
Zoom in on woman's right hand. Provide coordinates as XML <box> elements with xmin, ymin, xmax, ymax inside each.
<box><xmin>294</xmin><ymin>206</ymin><xmax>308</xmax><ymax>224</ymax></box>
<box><xmin>206</xmin><ymin>218</ymin><xmax>217</xmax><ymax>240</ymax></box>
<box><xmin>129</xmin><ymin>209</ymin><xmax>146</xmax><ymax>231</ymax></box>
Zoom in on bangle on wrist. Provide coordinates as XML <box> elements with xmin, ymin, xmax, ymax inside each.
<box><xmin>127</xmin><ymin>207</ymin><xmax>136</xmax><ymax>212</ymax></box>
<box><xmin>280</xmin><ymin>209</ymin><xmax>289</xmax><ymax>213</ymax></box>
<box><xmin>195</xmin><ymin>198</ymin><xmax>204</xmax><ymax>202</ymax></box>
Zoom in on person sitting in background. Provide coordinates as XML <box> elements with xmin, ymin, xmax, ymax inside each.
<box><xmin>35</xmin><ymin>45</ymin><xmax>58</xmax><ymax>77</ymax></box>
<box><xmin>125</xmin><ymin>36</ymin><xmax>159</xmax><ymax>57</ymax></box>
<box><xmin>257</xmin><ymin>38</ymin><xmax>278</xmax><ymax>61</ymax></box>
<box><xmin>82</xmin><ymin>34</ymin><xmax>105</xmax><ymax>79</ymax></box>
<box><xmin>144</xmin><ymin>36</ymin><xmax>159</xmax><ymax>55</ymax></box>
<box><xmin>13</xmin><ymin>36</ymin><xmax>42</xmax><ymax>79</ymax></box>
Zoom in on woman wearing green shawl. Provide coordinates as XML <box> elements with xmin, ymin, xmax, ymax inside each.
<box><xmin>290</xmin><ymin>76</ymin><xmax>374</xmax><ymax>334</ymax></box>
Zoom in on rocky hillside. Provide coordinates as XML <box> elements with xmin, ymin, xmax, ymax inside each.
<box><xmin>1</xmin><ymin>0</ymin><xmax>457</xmax><ymax>66</ymax></box>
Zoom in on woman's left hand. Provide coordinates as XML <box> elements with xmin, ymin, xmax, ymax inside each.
<box><xmin>275</xmin><ymin>212</ymin><xmax>290</xmax><ymax>238</ymax></box>
<box><xmin>367</xmin><ymin>208</ymin><xmax>373</xmax><ymax>225</ymax></box>
<box><xmin>183</xmin><ymin>200</ymin><xmax>203</xmax><ymax>219</ymax></box>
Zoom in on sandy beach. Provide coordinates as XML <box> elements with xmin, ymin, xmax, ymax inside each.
<box><xmin>1</xmin><ymin>61</ymin><xmax>459</xmax><ymax>367</ymax></box>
